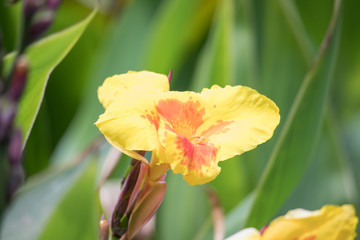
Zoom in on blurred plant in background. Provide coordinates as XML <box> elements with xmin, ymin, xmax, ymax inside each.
<box><xmin>0</xmin><ymin>0</ymin><xmax>63</xmax><ymax>219</ymax></box>
<box><xmin>0</xmin><ymin>0</ymin><xmax>359</xmax><ymax>239</ymax></box>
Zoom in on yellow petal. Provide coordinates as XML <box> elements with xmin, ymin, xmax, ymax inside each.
<box><xmin>98</xmin><ymin>71</ymin><xmax>169</xmax><ymax>108</ymax></box>
<box><xmin>198</xmin><ymin>85</ymin><xmax>280</xmax><ymax>161</ymax></box>
<box><xmin>225</xmin><ymin>228</ymin><xmax>261</xmax><ymax>240</ymax></box>
<box><xmin>148</xmin><ymin>151</ymin><xmax>170</xmax><ymax>181</ymax></box>
<box><xmin>261</xmin><ymin>204</ymin><xmax>358</xmax><ymax>240</ymax></box>
<box><xmin>96</xmin><ymin>87</ymin><xmax>160</xmax><ymax>153</ymax></box>
<box><xmin>104</xmin><ymin>136</ymin><xmax>149</xmax><ymax>164</ymax></box>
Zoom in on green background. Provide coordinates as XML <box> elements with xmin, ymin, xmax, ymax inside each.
<box><xmin>1</xmin><ymin>0</ymin><xmax>359</xmax><ymax>239</ymax></box>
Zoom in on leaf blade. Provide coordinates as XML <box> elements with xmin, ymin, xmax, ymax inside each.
<box><xmin>9</xmin><ymin>9</ymin><xmax>97</xmax><ymax>148</ymax></box>
<box><xmin>245</xmin><ymin>0</ymin><xmax>343</xmax><ymax>228</ymax></box>
<box><xmin>0</xmin><ymin>159</ymin><xmax>95</xmax><ymax>240</ymax></box>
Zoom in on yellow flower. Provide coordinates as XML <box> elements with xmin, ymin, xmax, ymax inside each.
<box><xmin>226</xmin><ymin>205</ymin><xmax>358</xmax><ymax>240</ymax></box>
<box><xmin>96</xmin><ymin>71</ymin><xmax>280</xmax><ymax>185</ymax></box>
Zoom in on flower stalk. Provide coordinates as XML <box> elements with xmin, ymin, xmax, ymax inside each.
<box><xmin>110</xmin><ymin>153</ymin><xmax>167</xmax><ymax>239</ymax></box>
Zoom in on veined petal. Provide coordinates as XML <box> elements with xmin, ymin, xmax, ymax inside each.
<box><xmin>198</xmin><ymin>85</ymin><xmax>280</xmax><ymax>161</ymax></box>
<box><xmin>96</xmin><ymin>87</ymin><xmax>160</xmax><ymax>152</ymax></box>
<box><xmin>98</xmin><ymin>71</ymin><xmax>169</xmax><ymax>108</ymax></box>
<box><xmin>262</xmin><ymin>205</ymin><xmax>358</xmax><ymax>240</ymax></box>
<box><xmin>157</xmin><ymin>120</ymin><xmax>220</xmax><ymax>185</ymax></box>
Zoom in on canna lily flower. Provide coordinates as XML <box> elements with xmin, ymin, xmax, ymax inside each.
<box><xmin>226</xmin><ymin>204</ymin><xmax>358</xmax><ymax>240</ymax></box>
<box><xmin>96</xmin><ymin>71</ymin><xmax>280</xmax><ymax>185</ymax></box>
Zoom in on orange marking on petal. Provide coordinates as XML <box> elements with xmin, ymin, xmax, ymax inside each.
<box><xmin>144</xmin><ymin>113</ymin><xmax>160</xmax><ymax>130</ymax></box>
<box><xmin>175</xmin><ymin>135</ymin><xmax>217</xmax><ymax>173</ymax></box>
<box><xmin>200</xmin><ymin>120</ymin><xmax>234</xmax><ymax>138</ymax></box>
<box><xmin>156</xmin><ymin>99</ymin><xmax>205</xmax><ymax>138</ymax></box>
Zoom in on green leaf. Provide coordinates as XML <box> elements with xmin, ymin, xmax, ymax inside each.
<box><xmin>51</xmin><ymin>0</ymin><xmax>160</xmax><ymax>164</ymax></box>
<box><xmin>142</xmin><ymin>0</ymin><xmax>218</xmax><ymax>77</ymax></box>
<box><xmin>3</xmin><ymin>9</ymin><xmax>97</xmax><ymax>149</ymax></box>
<box><xmin>245</xmin><ymin>1</ymin><xmax>343</xmax><ymax>228</ymax></box>
<box><xmin>156</xmin><ymin>174</ymin><xmax>209</xmax><ymax>240</ymax></box>
<box><xmin>191</xmin><ymin>0</ymin><xmax>235</xmax><ymax>91</ymax></box>
<box><xmin>0</xmin><ymin>158</ymin><xmax>98</xmax><ymax>240</ymax></box>
<box><xmin>280</xmin><ymin>112</ymin><xmax>358</xmax><ymax>212</ymax></box>
<box><xmin>41</xmin><ymin>0</ymin><xmax>106</xmax><ymax>149</ymax></box>
<box><xmin>0</xmin><ymin>0</ymin><xmax>21</xmax><ymax>52</ymax></box>
<box><xmin>38</xmin><ymin>159</ymin><xmax>99</xmax><ymax>240</ymax></box>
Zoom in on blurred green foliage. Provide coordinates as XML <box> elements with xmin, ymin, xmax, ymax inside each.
<box><xmin>1</xmin><ymin>0</ymin><xmax>359</xmax><ymax>239</ymax></box>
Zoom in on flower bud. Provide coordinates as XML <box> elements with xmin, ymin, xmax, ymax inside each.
<box><xmin>28</xmin><ymin>9</ymin><xmax>54</xmax><ymax>42</ymax></box>
<box><xmin>8</xmin><ymin>56</ymin><xmax>28</xmax><ymax>102</ymax></box>
<box><xmin>99</xmin><ymin>215</ymin><xmax>110</xmax><ymax>240</ymax></box>
<box><xmin>0</xmin><ymin>100</ymin><xmax>16</xmax><ymax>142</ymax></box>
<box><xmin>127</xmin><ymin>180</ymin><xmax>166</xmax><ymax>239</ymax></box>
<box><xmin>8</xmin><ymin>129</ymin><xmax>23</xmax><ymax>166</ymax></box>
<box><xmin>46</xmin><ymin>0</ymin><xmax>61</xmax><ymax>10</ymax></box>
<box><xmin>111</xmin><ymin>160</ymin><xmax>142</xmax><ymax>238</ymax></box>
<box><xmin>24</xmin><ymin>0</ymin><xmax>43</xmax><ymax>20</ymax></box>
